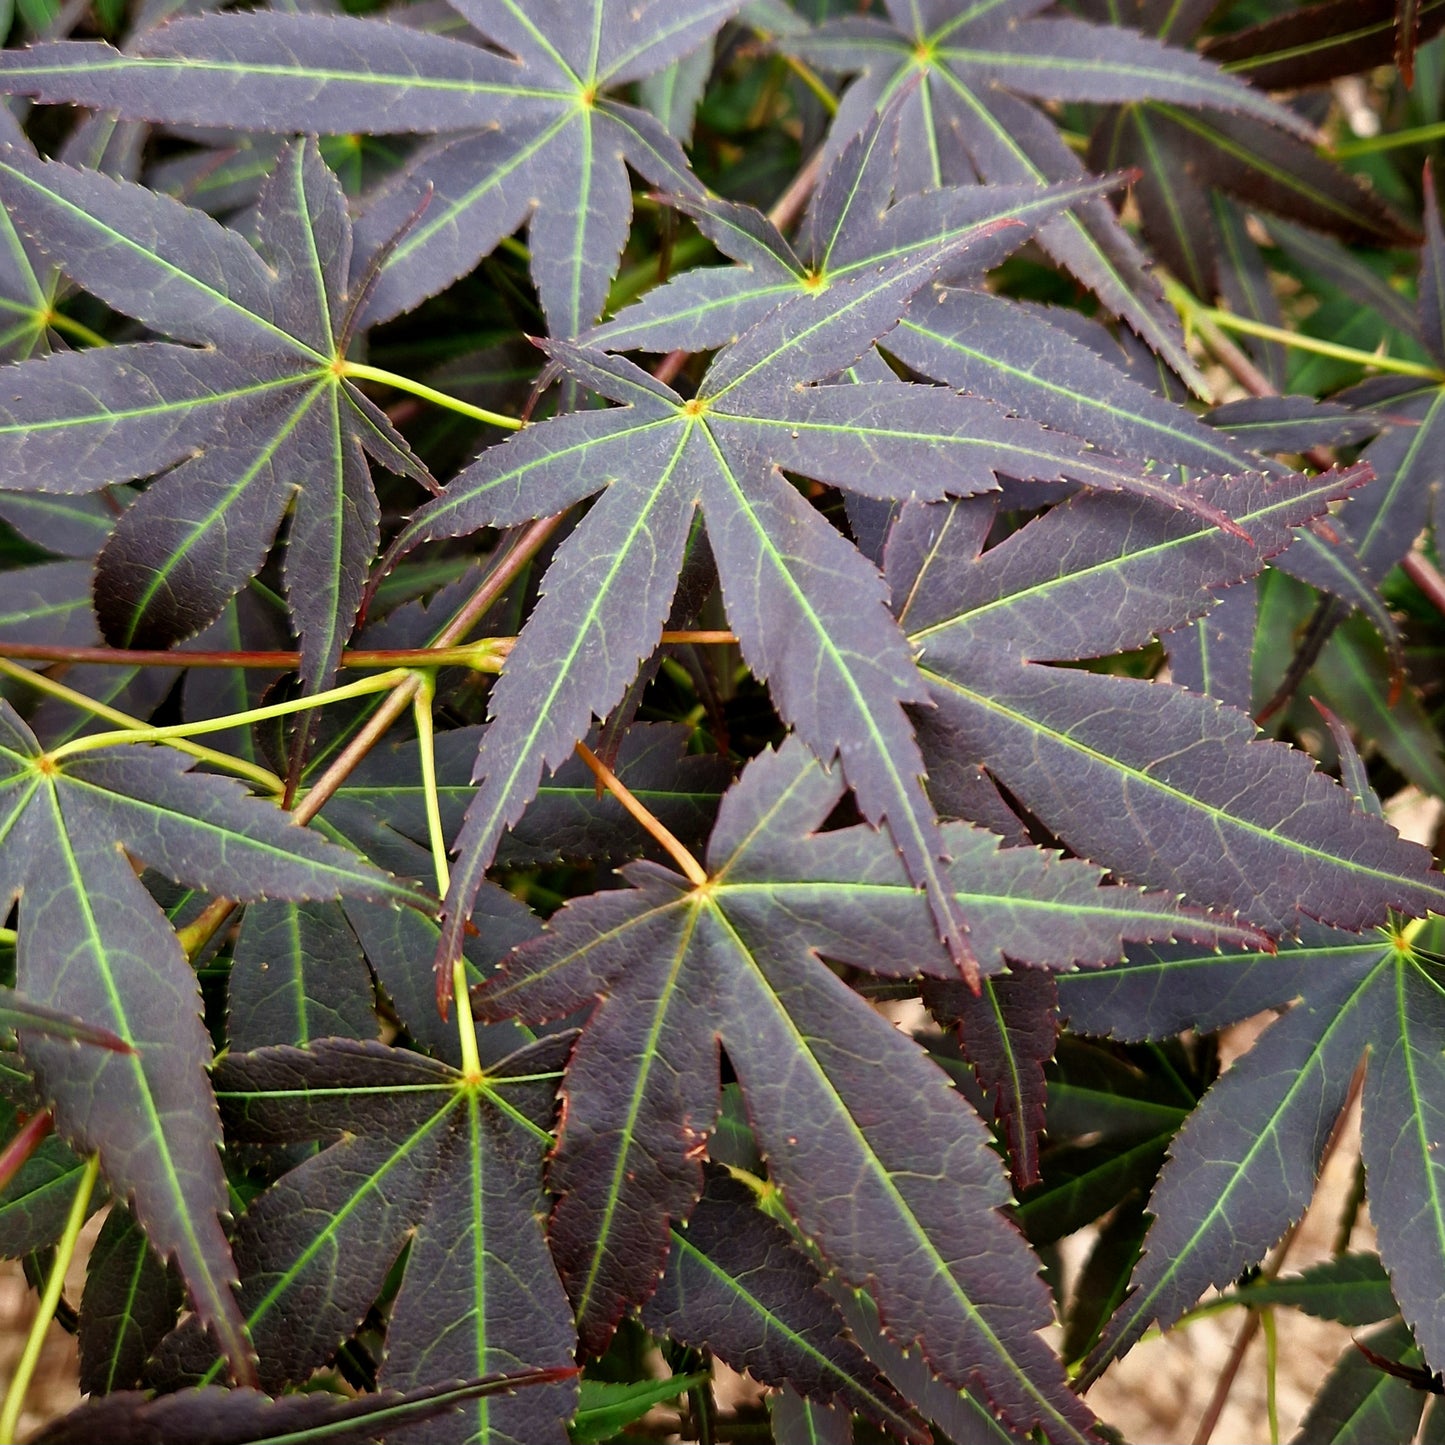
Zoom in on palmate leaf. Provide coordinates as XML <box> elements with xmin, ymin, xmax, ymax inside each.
<box><xmin>1058</xmin><ymin>924</ymin><xmax>1445</xmax><ymax>1386</ymax></box>
<box><xmin>783</xmin><ymin>0</ymin><xmax>1315</xmax><ymax>382</ymax></box>
<box><xmin>1075</xmin><ymin>0</ymin><xmax>1413</xmax><ymax>302</ymax></box>
<box><xmin>589</xmin><ymin>95</ymin><xmax>1119</xmax><ymax>356</ymax></box>
<box><xmin>0</xmin><ymin>698</ymin><xmax>420</xmax><ymax>1384</ymax></box>
<box><xmin>886</xmin><ymin>477</ymin><xmax>1445</xmax><ymax>935</ymax></box>
<box><xmin>0</xmin><ymin>0</ymin><xmax>740</xmax><ymax>338</ymax></box>
<box><xmin>390</xmin><ymin>221</ymin><xmax>1238</xmax><ymax>987</ymax></box>
<box><xmin>156</xmin><ymin>1034</ymin><xmax>578</xmax><ymax>1445</ymax></box>
<box><xmin>475</xmin><ymin>739</ymin><xmax>1257</xmax><ymax>1441</ymax></box>
<box><xmin>0</xmin><ymin>137</ymin><xmax>431</xmax><ymax>686</ymax></box>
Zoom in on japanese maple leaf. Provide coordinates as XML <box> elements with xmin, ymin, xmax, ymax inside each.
<box><xmin>0</xmin><ymin>0</ymin><xmax>742</xmax><ymax>339</ymax></box>
<box><xmin>1077</xmin><ymin>0</ymin><xmax>1414</xmax><ymax>303</ymax></box>
<box><xmin>386</xmin><ymin>222</ymin><xmax>1232</xmax><ymax>989</ymax></box>
<box><xmin>473</xmin><ymin>738</ymin><xmax>1260</xmax><ymax>1440</ymax></box>
<box><xmin>1060</xmin><ymin>916</ymin><xmax>1445</xmax><ymax>1384</ymax></box>
<box><xmin>0</xmin><ymin>137</ymin><xmax>430</xmax><ymax>686</ymax></box>
<box><xmin>779</xmin><ymin>0</ymin><xmax>1317</xmax><ymax>386</ymax></box>
<box><xmin>0</xmin><ymin>700</ymin><xmax>422</xmax><ymax>1385</ymax></box>
<box><xmin>589</xmin><ymin>93</ymin><xmax>1117</xmax><ymax>356</ymax></box>
<box><xmin>884</xmin><ymin>474</ymin><xmax>1445</xmax><ymax>936</ymax></box>
<box><xmin>150</xmin><ymin>1034</ymin><xmax>579</xmax><ymax>1445</ymax></box>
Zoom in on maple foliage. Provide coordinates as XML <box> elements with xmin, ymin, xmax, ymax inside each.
<box><xmin>0</xmin><ymin>1</ymin><xmax>1437</xmax><ymax>1442</ymax></box>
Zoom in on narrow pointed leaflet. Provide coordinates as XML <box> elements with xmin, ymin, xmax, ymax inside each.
<box><xmin>0</xmin><ymin>701</ymin><xmax>420</xmax><ymax>1386</ymax></box>
<box><xmin>0</xmin><ymin>138</ymin><xmax>431</xmax><ymax>686</ymax></box>
<box><xmin>475</xmin><ymin>739</ymin><xmax>1258</xmax><ymax>1440</ymax></box>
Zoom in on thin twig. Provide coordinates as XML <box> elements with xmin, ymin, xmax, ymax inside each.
<box><xmin>1404</xmin><ymin>550</ymin><xmax>1445</xmax><ymax>618</ymax></box>
<box><xmin>767</xmin><ymin>146</ymin><xmax>824</xmax><ymax>235</ymax></box>
<box><xmin>575</xmin><ymin>741</ymin><xmax>709</xmax><ymax>887</ymax></box>
<box><xmin>296</xmin><ymin>515</ymin><xmax>562</xmax><ymax>825</ymax></box>
<box><xmin>0</xmin><ymin>640</ymin><xmax>514</xmax><ymax>671</ymax></box>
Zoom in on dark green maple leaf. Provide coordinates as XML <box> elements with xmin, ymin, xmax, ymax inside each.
<box><xmin>781</xmin><ymin>0</ymin><xmax>1315</xmax><ymax>383</ymax></box>
<box><xmin>1078</xmin><ymin>0</ymin><xmax>1413</xmax><ymax>304</ymax></box>
<box><xmin>79</xmin><ymin>1204</ymin><xmax>185</xmax><ymax>1395</ymax></box>
<box><xmin>0</xmin><ymin>136</ymin><xmax>431</xmax><ymax>686</ymax></box>
<box><xmin>0</xmin><ymin>0</ymin><xmax>740</xmax><ymax>338</ymax></box>
<box><xmin>474</xmin><ymin>738</ymin><xmax>1257</xmax><ymax>1441</ymax></box>
<box><xmin>387</xmin><ymin>223</ymin><xmax>1240</xmax><ymax>988</ymax></box>
<box><xmin>886</xmin><ymin>474</ymin><xmax>1445</xmax><ymax>935</ymax></box>
<box><xmin>153</xmin><ymin>1034</ymin><xmax>579</xmax><ymax>1445</ymax></box>
<box><xmin>0</xmin><ymin>699</ymin><xmax>421</xmax><ymax>1384</ymax></box>
<box><xmin>1221</xmin><ymin>1252</ymin><xmax>1398</xmax><ymax>1328</ymax></box>
<box><xmin>1059</xmin><ymin>921</ymin><xmax>1445</xmax><ymax>1385</ymax></box>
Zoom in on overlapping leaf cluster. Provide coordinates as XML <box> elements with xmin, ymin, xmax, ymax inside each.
<box><xmin>0</xmin><ymin>0</ymin><xmax>1437</xmax><ymax>1442</ymax></box>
